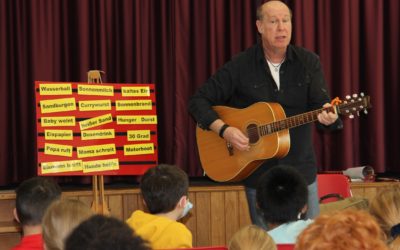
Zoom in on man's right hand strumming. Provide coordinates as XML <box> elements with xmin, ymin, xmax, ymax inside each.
<box><xmin>210</xmin><ymin>119</ymin><xmax>250</xmax><ymax>151</ymax></box>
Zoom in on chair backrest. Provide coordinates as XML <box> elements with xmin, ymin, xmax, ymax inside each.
<box><xmin>317</xmin><ymin>174</ymin><xmax>352</xmax><ymax>203</ymax></box>
<box><xmin>277</xmin><ymin>244</ymin><xmax>295</xmax><ymax>250</ymax></box>
<box><xmin>161</xmin><ymin>247</ymin><xmax>228</xmax><ymax>250</ymax></box>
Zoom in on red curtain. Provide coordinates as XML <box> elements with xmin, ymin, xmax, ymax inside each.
<box><xmin>291</xmin><ymin>0</ymin><xmax>400</xmax><ymax>172</ymax></box>
<box><xmin>0</xmin><ymin>0</ymin><xmax>398</xmax><ymax>186</ymax></box>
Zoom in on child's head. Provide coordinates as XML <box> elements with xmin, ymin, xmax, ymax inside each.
<box><xmin>42</xmin><ymin>199</ymin><xmax>94</xmax><ymax>250</ymax></box>
<box><xmin>15</xmin><ymin>177</ymin><xmax>62</xmax><ymax>226</ymax></box>
<box><xmin>228</xmin><ymin>225</ymin><xmax>277</xmax><ymax>250</ymax></box>
<box><xmin>256</xmin><ymin>165</ymin><xmax>308</xmax><ymax>225</ymax></box>
<box><xmin>65</xmin><ymin>215</ymin><xmax>151</xmax><ymax>250</ymax></box>
<box><xmin>140</xmin><ymin>164</ymin><xmax>189</xmax><ymax>214</ymax></box>
<box><xmin>295</xmin><ymin>209</ymin><xmax>388</xmax><ymax>250</ymax></box>
<box><xmin>369</xmin><ymin>187</ymin><xmax>400</xmax><ymax>248</ymax></box>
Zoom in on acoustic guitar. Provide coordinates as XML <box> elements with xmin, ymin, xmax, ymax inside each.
<box><xmin>196</xmin><ymin>94</ymin><xmax>371</xmax><ymax>182</ymax></box>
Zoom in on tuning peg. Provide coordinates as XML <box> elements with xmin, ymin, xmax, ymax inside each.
<box><xmin>360</xmin><ymin>92</ymin><xmax>364</xmax><ymax>97</ymax></box>
<box><xmin>349</xmin><ymin>114</ymin><xmax>354</xmax><ymax>119</ymax></box>
<box><xmin>357</xmin><ymin>111</ymin><xmax>360</xmax><ymax>116</ymax></box>
<box><xmin>346</xmin><ymin>95</ymin><xmax>351</xmax><ymax>100</ymax></box>
<box><xmin>352</xmin><ymin>93</ymin><xmax>358</xmax><ymax>98</ymax></box>
<box><xmin>364</xmin><ymin>110</ymin><xmax>368</xmax><ymax>115</ymax></box>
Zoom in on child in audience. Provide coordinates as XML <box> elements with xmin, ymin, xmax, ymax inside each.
<box><xmin>228</xmin><ymin>225</ymin><xmax>277</xmax><ymax>250</ymax></box>
<box><xmin>12</xmin><ymin>177</ymin><xmax>62</xmax><ymax>250</ymax></box>
<box><xmin>42</xmin><ymin>199</ymin><xmax>94</xmax><ymax>250</ymax></box>
<box><xmin>65</xmin><ymin>214</ymin><xmax>151</xmax><ymax>250</ymax></box>
<box><xmin>295</xmin><ymin>209</ymin><xmax>388</xmax><ymax>250</ymax></box>
<box><xmin>256</xmin><ymin>165</ymin><xmax>312</xmax><ymax>244</ymax></box>
<box><xmin>126</xmin><ymin>164</ymin><xmax>193</xmax><ymax>249</ymax></box>
<box><xmin>369</xmin><ymin>187</ymin><xmax>400</xmax><ymax>250</ymax></box>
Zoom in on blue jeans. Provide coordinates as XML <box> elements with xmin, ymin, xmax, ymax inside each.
<box><xmin>245</xmin><ymin>180</ymin><xmax>319</xmax><ymax>229</ymax></box>
<box><xmin>305</xmin><ymin>180</ymin><xmax>320</xmax><ymax>219</ymax></box>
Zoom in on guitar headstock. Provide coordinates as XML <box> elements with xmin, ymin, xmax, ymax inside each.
<box><xmin>337</xmin><ymin>93</ymin><xmax>372</xmax><ymax>118</ymax></box>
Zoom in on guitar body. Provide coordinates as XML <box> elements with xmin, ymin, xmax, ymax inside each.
<box><xmin>196</xmin><ymin>102</ymin><xmax>290</xmax><ymax>182</ymax></box>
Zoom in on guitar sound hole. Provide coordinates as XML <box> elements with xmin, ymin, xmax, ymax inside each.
<box><xmin>246</xmin><ymin>123</ymin><xmax>259</xmax><ymax>144</ymax></box>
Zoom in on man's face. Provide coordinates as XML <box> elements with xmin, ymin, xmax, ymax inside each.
<box><xmin>256</xmin><ymin>2</ymin><xmax>292</xmax><ymax>52</ymax></box>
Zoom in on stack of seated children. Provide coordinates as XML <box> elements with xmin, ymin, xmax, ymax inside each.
<box><xmin>13</xmin><ymin>164</ymin><xmax>400</xmax><ymax>250</ymax></box>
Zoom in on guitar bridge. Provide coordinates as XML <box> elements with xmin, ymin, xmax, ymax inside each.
<box><xmin>226</xmin><ymin>142</ymin><xmax>234</xmax><ymax>156</ymax></box>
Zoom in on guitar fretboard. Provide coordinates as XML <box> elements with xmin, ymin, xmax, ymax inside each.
<box><xmin>259</xmin><ymin>106</ymin><xmax>335</xmax><ymax>135</ymax></box>
<box><xmin>256</xmin><ymin>96</ymin><xmax>370</xmax><ymax>135</ymax></box>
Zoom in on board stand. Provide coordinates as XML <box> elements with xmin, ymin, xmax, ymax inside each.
<box><xmin>88</xmin><ymin>70</ymin><xmax>109</xmax><ymax>214</ymax></box>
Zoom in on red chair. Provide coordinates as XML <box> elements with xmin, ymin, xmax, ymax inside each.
<box><xmin>317</xmin><ymin>174</ymin><xmax>352</xmax><ymax>204</ymax></box>
<box><xmin>161</xmin><ymin>247</ymin><xmax>228</xmax><ymax>250</ymax></box>
<box><xmin>277</xmin><ymin>244</ymin><xmax>295</xmax><ymax>250</ymax></box>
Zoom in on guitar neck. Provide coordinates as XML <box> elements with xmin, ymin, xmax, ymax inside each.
<box><xmin>259</xmin><ymin>106</ymin><xmax>336</xmax><ymax>135</ymax></box>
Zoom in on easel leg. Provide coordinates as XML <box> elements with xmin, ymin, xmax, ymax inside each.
<box><xmin>88</xmin><ymin>71</ymin><xmax>109</xmax><ymax>215</ymax></box>
<box><xmin>91</xmin><ymin>175</ymin><xmax>110</xmax><ymax>214</ymax></box>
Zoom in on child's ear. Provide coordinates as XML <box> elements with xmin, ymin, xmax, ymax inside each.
<box><xmin>141</xmin><ymin>198</ymin><xmax>147</xmax><ymax>208</ymax></box>
<box><xmin>301</xmin><ymin>204</ymin><xmax>308</xmax><ymax>214</ymax></box>
<box><xmin>13</xmin><ymin>208</ymin><xmax>20</xmax><ymax>223</ymax></box>
<box><xmin>177</xmin><ymin>195</ymin><xmax>187</xmax><ymax>208</ymax></box>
